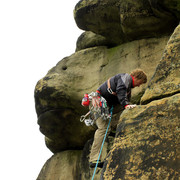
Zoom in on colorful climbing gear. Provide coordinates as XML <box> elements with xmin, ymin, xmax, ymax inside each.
<box><xmin>80</xmin><ymin>92</ymin><xmax>111</xmax><ymax>126</ymax></box>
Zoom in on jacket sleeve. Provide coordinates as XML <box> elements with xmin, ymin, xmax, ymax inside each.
<box><xmin>116</xmin><ymin>79</ymin><xmax>129</xmax><ymax>107</ymax></box>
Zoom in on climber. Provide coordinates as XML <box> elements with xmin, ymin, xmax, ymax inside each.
<box><xmin>89</xmin><ymin>69</ymin><xmax>147</xmax><ymax>168</ymax></box>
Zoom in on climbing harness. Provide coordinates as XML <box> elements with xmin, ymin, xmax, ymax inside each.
<box><xmin>107</xmin><ymin>78</ymin><xmax>117</xmax><ymax>96</ymax></box>
<box><xmin>91</xmin><ymin>106</ymin><xmax>114</xmax><ymax>180</ymax></box>
<box><xmin>80</xmin><ymin>92</ymin><xmax>111</xmax><ymax>126</ymax></box>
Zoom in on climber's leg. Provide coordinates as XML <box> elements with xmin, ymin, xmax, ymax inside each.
<box><xmin>89</xmin><ymin>116</ymin><xmax>111</xmax><ymax>163</ymax></box>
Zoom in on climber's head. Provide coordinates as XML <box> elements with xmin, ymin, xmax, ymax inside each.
<box><xmin>131</xmin><ymin>69</ymin><xmax>147</xmax><ymax>87</ymax></box>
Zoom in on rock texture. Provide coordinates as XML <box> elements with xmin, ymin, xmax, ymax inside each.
<box><xmin>101</xmin><ymin>24</ymin><xmax>180</xmax><ymax>180</ymax></box>
<box><xmin>74</xmin><ymin>0</ymin><xmax>179</xmax><ymax>45</ymax></box>
<box><xmin>35</xmin><ymin>36</ymin><xmax>169</xmax><ymax>153</ymax></box>
<box><xmin>101</xmin><ymin>94</ymin><xmax>180</xmax><ymax>180</ymax></box>
<box><xmin>37</xmin><ymin>151</ymin><xmax>82</xmax><ymax>180</ymax></box>
<box><xmin>141</xmin><ymin>25</ymin><xmax>180</xmax><ymax>104</ymax></box>
<box><xmin>37</xmin><ymin>138</ymin><xmax>114</xmax><ymax>180</ymax></box>
<box><xmin>76</xmin><ymin>31</ymin><xmax>109</xmax><ymax>51</ymax></box>
<box><xmin>35</xmin><ymin>0</ymin><xmax>180</xmax><ymax>179</ymax></box>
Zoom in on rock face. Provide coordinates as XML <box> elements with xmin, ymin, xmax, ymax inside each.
<box><xmin>141</xmin><ymin>25</ymin><xmax>180</xmax><ymax>104</ymax></box>
<box><xmin>37</xmin><ymin>151</ymin><xmax>82</xmax><ymax>180</ymax></box>
<box><xmin>76</xmin><ymin>31</ymin><xmax>109</xmax><ymax>51</ymax></box>
<box><xmin>37</xmin><ymin>138</ymin><xmax>114</xmax><ymax>180</ymax></box>
<box><xmin>74</xmin><ymin>0</ymin><xmax>179</xmax><ymax>45</ymax></box>
<box><xmin>101</xmin><ymin>94</ymin><xmax>180</xmax><ymax>180</ymax></box>
<box><xmin>35</xmin><ymin>36</ymin><xmax>169</xmax><ymax>153</ymax></box>
<box><xmin>35</xmin><ymin>1</ymin><xmax>180</xmax><ymax>179</ymax></box>
<box><xmin>100</xmin><ymin>24</ymin><xmax>180</xmax><ymax>180</ymax></box>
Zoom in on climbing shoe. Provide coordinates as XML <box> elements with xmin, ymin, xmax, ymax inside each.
<box><xmin>89</xmin><ymin>161</ymin><xmax>104</xmax><ymax>168</ymax></box>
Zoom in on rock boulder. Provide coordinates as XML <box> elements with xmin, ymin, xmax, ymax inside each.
<box><xmin>35</xmin><ymin>36</ymin><xmax>169</xmax><ymax>152</ymax></box>
<box><xmin>74</xmin><ymin>0</ymin><xmax>179</xmax><ymax>45</ymax></box>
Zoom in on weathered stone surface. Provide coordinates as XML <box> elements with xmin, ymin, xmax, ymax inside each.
<box><xmin>141</xmin><ymin>25</ymin><xmax>180</xmax><ymax>104</ymax></box>
<box><xmin>35</xmin><ymin>36</ymin><xmax>168</xmax><ymax>152</ymax></box>
<box><xmin>101</xmin><ymin>94</ymin><xmax>180</xmax><ymax>180</ymax></box>
<box><xmin>37</xmin><ymin>137</ymin><xmax>114</xmax><ymax>180</ymax></box>
<box><xmin>37</xmin><ymin>151</ymin><xmax>82</xmax><ymax>180</ymax></box>
<box><xmin>159</xmin><ymin>0</ymin><xmax>180</xmax><ymax>19</ymax></box>
<box><xmin>74</xmin><ymin>0</ymin><xmax>179</xmax><ymax>45</ymax></box>
<box><xmin>38</xmin><ymin>109</ymin><xmax>95</xmax><ymax>153</ymax></box>
<box><xmin>35</xmin><ymin>1</ymin><xmax>180</xmax><ymax>178</ymax></box>
<box><xmin>76</xmin><ymin>31</ymin><xmax>110</xmax><ymax>51</ymax></box>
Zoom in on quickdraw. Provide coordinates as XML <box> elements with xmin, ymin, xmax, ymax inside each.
<box><xmin>80</xmin><ymin>92</ymin><xmax>111</xmax><ymax>126</ymax></box>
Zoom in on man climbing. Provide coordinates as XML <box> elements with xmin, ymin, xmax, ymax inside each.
<box><xmin>89</xmin><ymin>69</ymin><xmax>147</xmax><ymax>168</ymax></box>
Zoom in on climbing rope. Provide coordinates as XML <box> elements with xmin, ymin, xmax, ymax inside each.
<box><xmin>91</xmin><ymin>106</ymin><xmax>114</xmax><ymax>180</ymax></box>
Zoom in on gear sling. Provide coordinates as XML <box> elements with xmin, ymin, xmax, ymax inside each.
<box><xmin>80</xmin><ymin>91</ymin><xmax>111</xmax><ymax>126</ymax></box>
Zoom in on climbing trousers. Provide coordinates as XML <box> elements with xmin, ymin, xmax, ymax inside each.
<box><xmin>89</xmin><ymin>116</ymin><xmax>111</xmax><ymax>162</ymax></box>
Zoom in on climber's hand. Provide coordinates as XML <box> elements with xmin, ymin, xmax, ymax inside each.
<box><xmin>125</xmin><ymin>104</ymin><xmax>137</xmax><ymax>109</ymax></box>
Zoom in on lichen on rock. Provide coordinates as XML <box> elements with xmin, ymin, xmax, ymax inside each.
<box><xmin>101</xmin><ymin>94</ymin><xmax>180</xmax><ymax>180</ymax></box>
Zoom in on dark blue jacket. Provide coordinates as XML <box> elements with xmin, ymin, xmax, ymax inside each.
<box><xmin>97</xmin><ymin>73</ymin><xmax>133</xmax><ymax>108</ymax></box>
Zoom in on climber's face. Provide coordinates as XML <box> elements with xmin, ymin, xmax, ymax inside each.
<box><xmin>133</xmin><ymin>77</ymin><xmax>144</xmax><ymax>87</ymax></box>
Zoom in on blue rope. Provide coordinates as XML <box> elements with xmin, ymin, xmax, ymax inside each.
<box><xmin>91</xmin><ymin>106</ymin><xmax>114</xmax><ymax>180</ymax></box>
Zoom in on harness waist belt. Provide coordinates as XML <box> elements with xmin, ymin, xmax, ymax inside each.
<box><xmin>107</xmin><ymin>78</ymin><xmax>117</xmax><ymax>96</ymax></box>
